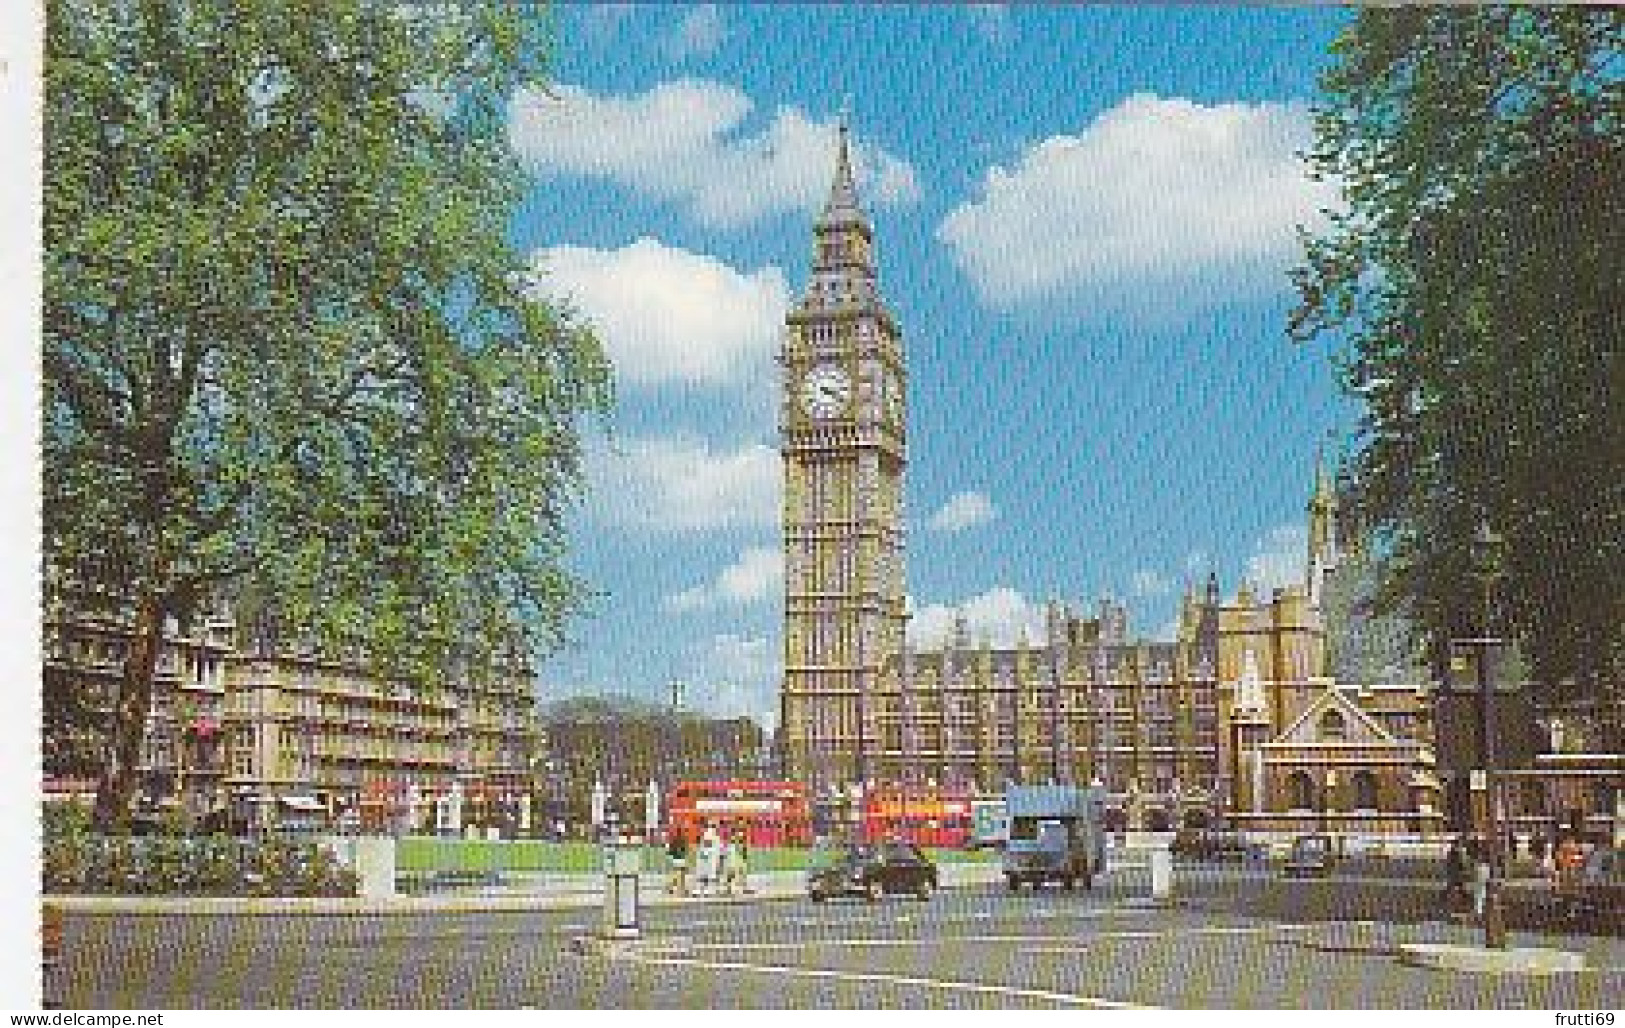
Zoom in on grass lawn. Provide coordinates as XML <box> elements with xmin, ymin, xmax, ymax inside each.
<box><xmin>395</xmin><ymin>838</ymin><xmax>597</xmax><ymax>874</ymax></box>
<box><xmin>394</xmin><ymin>837</ymin><xmax>1000</xmax><ymax>875</ymax></box>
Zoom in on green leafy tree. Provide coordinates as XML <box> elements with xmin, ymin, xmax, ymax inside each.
<box><xmin>1291</xmin><ymin>7</ymin><xmax>1623</xmax><ymax>706</ymax></box>
<box><xmin>44</xmin><ymin>0</ymin><xmax>612</xmax><ymax>832</ymax></box>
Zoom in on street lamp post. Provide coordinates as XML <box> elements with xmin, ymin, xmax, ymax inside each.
<box><xmin>667</xmin><ymin>679</ymin><xmax>684</xmax><ymax>790</ymax></box>
<box><xmin>1322</xmin><ymin>769</ymin><xmax>1338</xmax><ymax>837</ymax></box>
<box><xmin>1472</xmin><ymin>518</ymin><xmax>1509</xmax><ymax>950</ymax></box>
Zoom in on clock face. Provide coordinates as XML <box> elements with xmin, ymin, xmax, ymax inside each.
<box><xmin>801</xmin><ymin>363</ymin><xmax>851</xmax><ymax>419</ymax></box>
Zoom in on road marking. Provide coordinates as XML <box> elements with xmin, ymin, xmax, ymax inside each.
<box><xmin>629</xmin><ymin>954</ymin><xmax>1149</xmax><ymax>1009</ymax></box>
<box><xmin>1021</xmin><ymin>924</ymin><xmax>1312</xmax><ymax>954</ymax></box>
<box><xmin>695</xmin><ymin>924</ymin><xmax>1318</xmax><ymax>956</ymax></box>
<box><xmin>694</xmin><ymin>934</ymin><xmax>1113</xmax><ymax>951</ymax></box>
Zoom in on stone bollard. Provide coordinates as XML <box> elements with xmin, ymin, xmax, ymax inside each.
<box><xmin>355</xmin><ymin>835</ymin><xmax>398</xmax><ymax>900</ymax></box>
<box><xmin>1150</xmin><ymin>846</ymin><xmax>1174</xmax><ymax>903</ymax></box>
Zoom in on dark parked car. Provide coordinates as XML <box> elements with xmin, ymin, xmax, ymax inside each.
<box><xmin>1172</xmin><ymin>828</ymin><xmax>1264</xmax><ymax>861</ymax></box>
<box><xmin>1282</xmin><ymin>833</ymin><xmax>1337</xmax><ymax>878</ymax></box>
<box><xmin>807</xmin><ymin>842</ymin><xmax>938</xmax><ymax>903</ymax></box>
<box><xmin>1554</xmin><ymin>845</ymin><xmax>1623</xmax><ymax>928</ymax></box>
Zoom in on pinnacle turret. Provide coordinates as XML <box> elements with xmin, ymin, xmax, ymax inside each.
<box><xmin>819</xmin><ymin>117</ymin><xmax>867</xmax><ymax>229</ymax></box>
<box><xmin>1307</xmin><ymin>443</ymin><xmax>1341</xmax><ymax>607</ymax></box>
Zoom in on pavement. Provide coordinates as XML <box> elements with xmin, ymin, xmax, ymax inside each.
<box><xmin>1398</xmin><ymin>942</ymin><xmax>1589</xmax><ymax>974</ymax></box>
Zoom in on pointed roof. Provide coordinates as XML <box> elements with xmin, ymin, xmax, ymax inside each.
<box><xmin>1311</xmin><ymin>441</ymin><xmax>1337</xmax><ymax>509</ymax></box>
<box><xmin>819</xmin><ymin>116</ymin><xmax>868</xmax><ymax>228</ymax></box>
<box><xmin>1274</xmin><ymin>685</ymin><xmax>1400</xmax><ymax>747</ymax></box>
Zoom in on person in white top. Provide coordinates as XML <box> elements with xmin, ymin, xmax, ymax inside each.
<box><xmin>696</xmin><ymin>822</ymin><xmax>722</xmax><ymax>895</ymax></box>
<box><xmin>721</xmin><ymin>823</ymin><xmax>750</xmax><ymax>895</ymax></box>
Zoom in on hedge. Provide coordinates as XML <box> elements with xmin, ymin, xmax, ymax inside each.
<box><xmin>41</xmin><ymin>801</ymin><xmax>357</xmax><ymax>898</ymax></box>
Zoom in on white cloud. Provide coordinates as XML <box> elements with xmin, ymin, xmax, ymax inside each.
<box><xmin>589</xmin><ymin>435</ymin><xmax>779</xmax><ymax>531</ymax></box>
<box><xmin>659</xmin><ymin>5</ymin><xmax>727</xmax><ymax>62</ymax></box>
<box><xmin>510</xmin><ymin>79</ymin><xmax>922</xmax><ymax>228</ymax></box>
<box><xmin>667</xmin><ymin>546</ymin><xmax>784</xmax><ymax>612</ymax></box>
<box><xmin>907</xmin><ymin>586</ymin><xmax>1048</xmax><ymax>650</ymax></box>
<box><xmin>938</xmin><ymin>93</ymin><xmax>1342</xmax><ymax>310</ymax></box>
<box><xmin>967</xmin><ymin>4</ymin><xmax>1013</xmax><ymax>45</ymax></box>
<box><xmin>533</xmin><ymin>238</ymin><xmax>787</xmax><ymax>388</ymax></box>
<box><xmin>1244</xmin><ymin>523</ymin><xmax>1308</xmax><ymax>596</ymax></box>
<box><xmin>1130</xmin><ymin>569</ymin><xmax>1176</xmax><ymax>599</ymax></box>
<box><xmin>927</xmin><ymin>491</ymin><xmax>997</xmax><ymax>533</ymax></box>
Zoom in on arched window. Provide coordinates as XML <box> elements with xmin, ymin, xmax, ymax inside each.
<box><xmin>1320</xmin><ymin>709</ymin><xmax>1347</xmax><ymax>741</ymax></box>
<box><xmin>1591</xmin><ymin>780</ymin><xmax>1616</xmax><ymax>816</ymax></box>
<box><xmin>1520</xmin><ymin>780</ymin><xmax>1548</xmax><ymax>817</ymax></box>
<box><xmin>1352</xmin><ymin>770</ymin><xmax>1379</xmax><ymax>811</ymax></box>
<box><xmin>1288</xmin><ymin>770</ymin><xmax>1316</xmax><ymax>811</ymax></box>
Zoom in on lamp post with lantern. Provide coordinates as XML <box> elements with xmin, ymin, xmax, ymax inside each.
<box><xmin>1470</xmin><ymin>518</ymin><xmax>1509</xmax><ymax>950</ymax></box>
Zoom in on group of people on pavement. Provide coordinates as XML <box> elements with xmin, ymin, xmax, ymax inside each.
<box><xmin>664</xmin><ymin>821</ymin><xmax>752</xmax><ymax>897</ymax></box>
<box><xmin>1441</xmin><ymin>829</ymin><xmax>1592</xmax><ymax>918</ymax></box>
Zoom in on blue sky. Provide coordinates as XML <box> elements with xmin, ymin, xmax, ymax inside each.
<box><xmin>514</xmin><ymin>4</ymin><xmax>1358</xmax><ymax>727</ymax></box>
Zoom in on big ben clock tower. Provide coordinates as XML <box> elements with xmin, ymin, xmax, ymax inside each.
<box><xmin>780</xmin><ymin>118</ymin><xmax>907</xmax><ymax>793</ymax></box>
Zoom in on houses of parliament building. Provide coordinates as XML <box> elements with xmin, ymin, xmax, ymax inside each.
<box><xmin>778</xmin><ymin>121</ymin><xmax>1444</xmax><ymax>834</ymax></box>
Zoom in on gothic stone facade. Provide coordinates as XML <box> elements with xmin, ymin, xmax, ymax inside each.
<box><xmin>779</xmin><ymin>119</ymin><xmax>1440</xmax><ymax>832</ymax></box>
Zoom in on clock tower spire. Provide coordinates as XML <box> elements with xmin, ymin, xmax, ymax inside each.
<box><xmin>780</xmin><ymin>113</ymin><xmax>908</xmax><ymax>796</ymax></box>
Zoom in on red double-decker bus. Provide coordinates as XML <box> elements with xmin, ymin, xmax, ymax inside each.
<box><xmin>668</xmin><ymin>780</ymin><xmax>813</xmax><ymax>847</ymax></box>
<box><xmin>862</xmin><ymin>786</ymin><xmax>974</xmax><ymax>848</ymax></box>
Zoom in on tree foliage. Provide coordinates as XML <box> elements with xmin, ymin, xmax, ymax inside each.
<box><xmin>539</xmin><ymin>695</ymin><xmax>771</xmax><ymax>821</ymax></box>
<box><xmin>1320</xmin><ymin>535</ymin><xmax>1429</xmax><ymax>687</ymax></box>
<box><xmin>44</xmin><ymin>0</ymin><xmax>612</xmax><ymax>829</ymax></box>
<box><xmin>1292</xmin><ymin>7</ymin><xmax>1623</xmax><ymax>703</ymax></box>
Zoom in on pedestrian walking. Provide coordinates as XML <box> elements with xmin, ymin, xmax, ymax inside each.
<box><xmin>1470</xmin><ymin>836</ymin><xmax>1491</xmax><ymax>919</ymax></box>
<box><xmin>1442</xmin><ymin>835</ymin><xmax>1470</xmax><ymax>913</ymax></box>
<box><xmin>737</xmin><ymin>823</ymin><xmax>754</xmax><ymax>894</ymax></box>
<box><xmin>1553</xmin><ymin>835</ymin><xmax>1585</xmax><ymax>886</ymax></box>
<box><xmin>719</xmin><ymin>822</ymin><xmax>752</xmax><ymax>896</ymax></box>
<box><xmin>696</xmin><ymin>821</ymin><xmax>721</xmax><ymax>895</ymax></box>
<box><xmin>665</xmin><ymin>831</ymin><xmax>690</xmax><ymax>896</ymax></box>
<box><xmin>720</xmin><ymin>828</ymin><xmax>746</xmax><ymax>896</ymax></box>
<box><xmin>1529</xmin><ymin>832</ymin><xmax>1549</xmax><ymax>873</ymax></box>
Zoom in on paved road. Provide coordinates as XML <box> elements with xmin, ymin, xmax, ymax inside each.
<box><xmin>50</xmin><ymin>864</ymin><xmax>1624</xmax><ymax>1010</ymax></box>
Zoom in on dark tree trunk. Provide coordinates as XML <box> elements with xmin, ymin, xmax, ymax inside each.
<box><xmin>92</xmin><ymin>586</ymin><xmax>167</xmax><ymax>834</ymax></box>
